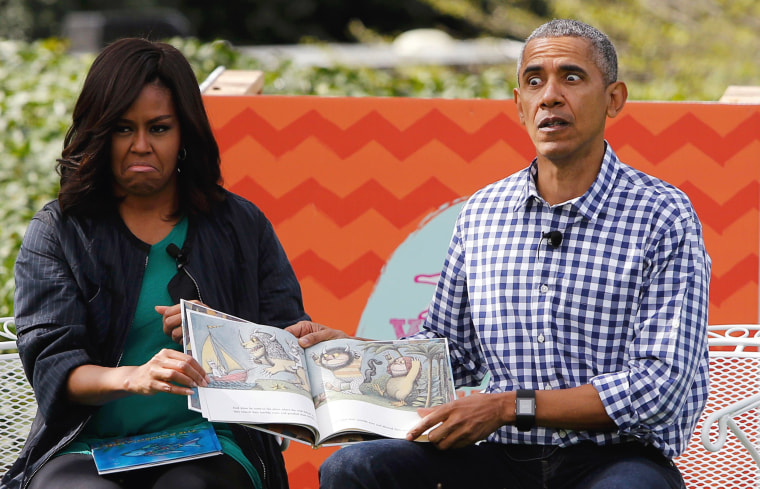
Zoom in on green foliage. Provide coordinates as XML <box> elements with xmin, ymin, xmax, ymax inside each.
<box><xmin>548</xmin><ymin>0</ymin><xmax>760</xmax><ymax>101</ymax></box>
<box><xmin>0</xmin><ymin>39</ymin><xmax>93</xmax><ymax>317</ymax></box>
<box><xmin>174</xmin><ymin>37</ymin><xmax>515</xmax><ymax>99</ymax></box>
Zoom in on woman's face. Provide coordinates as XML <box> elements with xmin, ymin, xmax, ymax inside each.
<box><xmin>110</xmin><ymin>83</ymin><xmax>181</xmax><ymax>202</ymax></box>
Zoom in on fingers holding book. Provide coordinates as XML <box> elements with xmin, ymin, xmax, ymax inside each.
<box><xmin>285</xmin><ymin>320</ymin><xmax>354</xmax><ymax>348</ymax></box>
<box><xmin>128</xmin><ymin>348</ymin><xmax>210</xmax><ymax>396</ymax></box>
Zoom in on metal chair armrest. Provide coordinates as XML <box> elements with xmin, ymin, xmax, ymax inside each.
<box><xmin>701</xmin><ymin>392</ymin><xmax>760</xmax><ymax>468</ymax></box>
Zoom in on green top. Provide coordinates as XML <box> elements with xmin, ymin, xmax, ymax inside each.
<box><xmin>58</xmin><ymin>217</ymin><xmax>261</xmax><ymax>489</ymax></box>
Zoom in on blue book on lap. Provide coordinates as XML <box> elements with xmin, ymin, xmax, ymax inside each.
<box><xmin>91</xmin><ymin>422</ymin><xmax>222</xmax><ymax>474</ymax></box>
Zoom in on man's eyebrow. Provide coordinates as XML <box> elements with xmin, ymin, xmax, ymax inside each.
<box><xmin>559</xmin><ymin>64</ymin><xmax>588</xmax><ymax>75</ymax></box>
<box><xmin>520</xmin><ymin>65</ymin><xmax>543</xmax><ymax>78</ymax></box>
<box><xmin>521</xmin><ymin>63</ymin><xmax>590</xmax><ymax>78</ymax></box>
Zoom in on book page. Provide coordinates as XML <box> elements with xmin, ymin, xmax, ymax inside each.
<box><xmin>181</xmin><ymin>301</ymin><xmax>249</xmax><ymax>413</ymax></box>
<box><xmin>304</xmin><ymin>337</ymin><xmax>455</xmax><ymax>445</ymax></box>
<box><xmin>184</xmin><ymin>307</ymin><xmax>317</xmax><ymax>431</ymax></box>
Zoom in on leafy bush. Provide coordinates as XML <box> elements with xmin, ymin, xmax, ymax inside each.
<box><xmin>0</xmin><ymin>39</ymin><xmax>93</xmax><ymax>317</ymax></box>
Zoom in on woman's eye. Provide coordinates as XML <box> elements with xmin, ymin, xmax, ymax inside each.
<box><xmin>113</xmin><ymin>125</ymin><xmax>131</xmax><ymax>134</ymax></box>
<box><xmin>151</xmin><ymin>125</ymin><xmax>170</xmax><ymax>133</ymax></box>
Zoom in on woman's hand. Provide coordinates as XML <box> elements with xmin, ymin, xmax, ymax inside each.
<box><xmin>156</xmin><ymin>301</ymin><xmax>201</xmax><ymax>344</ymax></box>
<box><xmin>123</xmin><ymin>348</ymin><xmax>209</xmax><ymax>396</ymax></box>
<box><xmin>67</xmin><ymin>349</ymin><xmax>209</xmax><ymax>405</ymax></box>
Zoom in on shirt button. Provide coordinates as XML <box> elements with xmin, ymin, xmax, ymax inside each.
<box><xmin>537</xmin><ymin>334</ymin><xmax>545</xmax><ymax>343</ymax></box>
<box><xmin>558</xmin><ymin>430</ymin><xmax>567</xmax><ymax>438</ymax></box>
<box><xmin>540</xmin><ymin>284</ymin><xmax>549</xmax><ymax>293</ymax></box>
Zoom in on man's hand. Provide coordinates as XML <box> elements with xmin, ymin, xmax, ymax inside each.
<box><xmin>285</xmin><ymin>320</ymin><xmax>352</xmax><ymax>348</ymax></box>
<box><xmin>406</xmin><ymin>392</ymin><xmax>512</xmax><ymax>450</ymax></box>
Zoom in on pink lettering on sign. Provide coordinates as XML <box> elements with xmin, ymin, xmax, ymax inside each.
<box><xmin>414</xmin><ymin>273</ymin><xmax>440</xmax><ymax>286</ymax></box>
<box><xmin>389</xmin><ymin>311</ymin><xmax>427</xmax><ymax>339</ymax></box>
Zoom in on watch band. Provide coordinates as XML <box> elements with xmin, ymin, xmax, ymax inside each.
<box><xmin>515</xmin><ymin>389</ymin><xmax>536</xmax><ymax>432</ymax></box>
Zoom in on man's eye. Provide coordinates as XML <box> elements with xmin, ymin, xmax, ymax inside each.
<box><xmin>566</xmin><ymin>74</ymin><xmax>581</xmax><ymax>82</ymax></box>
<box><xmin>527</xmin><ymin>77</ymin><xmax>541</xmax><ymax>86</ymax></box>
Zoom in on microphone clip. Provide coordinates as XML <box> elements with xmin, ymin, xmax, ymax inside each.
<box><xmin>542</xmin><ymin>230</ymin><xmax>563</xmax><ymax>249</ymax></box>
<box><xmin>166</xmin><ymin>243</ymin><xmax>189</xmax><ymax>270</ymax></box>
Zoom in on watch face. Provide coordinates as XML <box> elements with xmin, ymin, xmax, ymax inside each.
<box><xmin>517</xmin><ymin>398</ymin><xmax>534</xmax><ymax>414</ymax></box>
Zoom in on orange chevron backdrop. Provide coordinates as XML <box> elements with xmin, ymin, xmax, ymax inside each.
<box><xmin>203</xmin><ymin>95</ymin><xmax>760</xmax><ymax>488</ymax></box>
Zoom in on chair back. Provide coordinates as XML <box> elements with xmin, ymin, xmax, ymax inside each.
<box><xmin>0</xmin><ymin>317</ymin><xmax>36</xmax><ymax>473</ymax></box>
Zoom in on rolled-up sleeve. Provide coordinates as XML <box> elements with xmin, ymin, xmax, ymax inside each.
<box><xmin>591</xmin><ymin>214</ymin><xmax>711</xmax><ymax>449</ymax></box>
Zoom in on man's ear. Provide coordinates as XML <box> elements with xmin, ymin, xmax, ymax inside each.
<box><xmin>606</xmin><ymin>81</ymin><xmax>628</xmax><ymax>118</ymax></box>
<box><xmin>514</xmin><ymin>87</ymin><xmax>525</xmax><ymax>125</ymax></box>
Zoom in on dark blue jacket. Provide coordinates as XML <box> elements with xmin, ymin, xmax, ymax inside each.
<box><xmin>3</xmin><ymin>190</ymin><xmax>308</xmax><ymax>489</ymax></box>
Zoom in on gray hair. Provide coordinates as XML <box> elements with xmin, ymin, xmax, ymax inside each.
<box><xmin>517</xmin><ymin>19</ymin><xmax>618</xmax><ymax>86</ymax></box>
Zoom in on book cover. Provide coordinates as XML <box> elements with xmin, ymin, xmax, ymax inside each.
<box><xmin>90</xmin><ymin>422</ymin><xmax>222</xmax><ymax>474</ymax></box>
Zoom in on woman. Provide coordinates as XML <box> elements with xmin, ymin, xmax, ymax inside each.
<box><xmin>2</xmin><ymin>38</ymin><xmax>312</xmax><ymax>489</ymax></box>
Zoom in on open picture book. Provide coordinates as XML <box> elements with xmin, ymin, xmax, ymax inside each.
<box><xmin>180</xmin><ymin>301</ymin><xmax>456</xmax><ymax>447</ymax></box>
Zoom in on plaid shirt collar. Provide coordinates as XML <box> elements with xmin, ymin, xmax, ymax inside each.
<box><xmin>516</xmin><ymin>141</ymin><xmax>619</xmax><ymax>224</ymax></box>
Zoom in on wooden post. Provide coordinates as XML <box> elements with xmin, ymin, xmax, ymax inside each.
<box><xmin>202</xmin><ymin>69</ymin><xmax>265</xmax><ymax>95</ymax></box>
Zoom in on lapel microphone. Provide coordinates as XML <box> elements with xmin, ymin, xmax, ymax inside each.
<box><xmin>166</xmin><ymin>243</ymin><xmax>189</xmax><ymax>269</ymax></box>
<box><xmin>542</xmin><ymin>230</ymin><xmax>563</xmax><ymax>249</ymax></box>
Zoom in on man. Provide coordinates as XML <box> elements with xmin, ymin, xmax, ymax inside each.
<box><xmin>289</xmin><ymin>19</ymin><xmax>710</xmax><ymax>489</ymax></box>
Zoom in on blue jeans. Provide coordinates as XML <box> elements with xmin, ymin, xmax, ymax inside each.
<box><xmin>319</xmin><ymin>440</ymin><xmax>686</xmax><ymax>489</ymax></box>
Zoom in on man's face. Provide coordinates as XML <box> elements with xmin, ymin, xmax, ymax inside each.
<box><xmin>514</xmin><ymin>36</ymin><xmax>624</xmax><ymax>167</ymax></box>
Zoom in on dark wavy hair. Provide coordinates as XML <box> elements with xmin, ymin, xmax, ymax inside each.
<box><xmin>57</xmin><ymin>38</ymin><xmax>225</xmax><ymax>217</ymax></box>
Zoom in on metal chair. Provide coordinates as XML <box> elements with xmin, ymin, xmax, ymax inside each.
<box><xmin>0</xmin><ymin>316</ymin><xmax>36</xmax><ymax>473</ymax></box>
<box><xmin>675</xmin><ymin>324</ymin><xmax>760</xmax><ymax>488</ymax></box>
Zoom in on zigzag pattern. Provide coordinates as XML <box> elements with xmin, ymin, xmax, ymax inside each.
<box><xmin>216</xmin><ymin>100</ymin><xmax>760</xmax><ymax>319</ymax></box>
<box><xmin>216</xmin><ymin>107</ymin><xmax>760</xmax><ymax>165</ymax></box>
<box><xmin>679</xmin><ymin>181</ymin><xmax>760</xmax><ymax>235</ymax></box>
<box><xmin>216</xmin><ymin>107</ymin><xmax>535</xmax><ymax>161</ymax></box>
<box><xmin>709</xmin><ymin>255</ymin><xmax>759</xmax><ymax>307</ymax></box>
<box><xmin>229</xmin><ymin>176</ymin><xmax>459</xmax><ymax>228</ymax></box>
<box><xmin>608</xmin><ymin>112</ymin><xmax>760</xmax><ymax>164</ymax></box>
<box><xmin>291</xmin><ymin>250</ymin><xmax>386</xmax><ymax>299</ymax></box>
<box><xmin>230</xmin><ymin>173</ymin><xmax>752</xmax><ymax>239</ymax></box>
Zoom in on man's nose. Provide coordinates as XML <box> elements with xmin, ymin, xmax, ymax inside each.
<box><xmin>540</xmin><ymin>78</ymin><xmax>564</xmax><ymax>107</ymax></box>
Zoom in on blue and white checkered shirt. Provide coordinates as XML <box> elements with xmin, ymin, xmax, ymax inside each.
<box><xmin>413</xmin><ymin>143</ymin><xmax>711</xmax><ymax>458</ymax></box>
